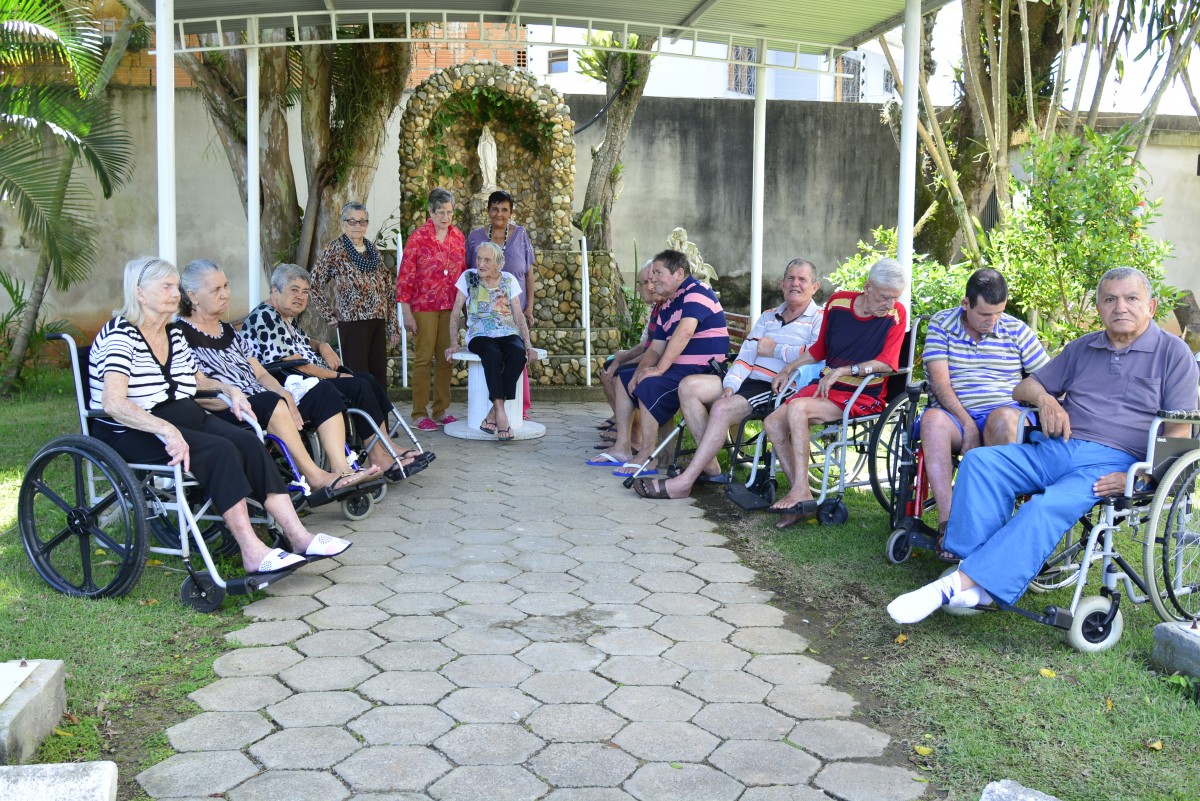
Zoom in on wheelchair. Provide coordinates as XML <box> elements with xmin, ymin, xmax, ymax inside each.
<box><xmin>939</xmin><ymin>409</ymin><xmax>1200</xmax><ymax>653</ymax></box>
<box><xmin>15</xmin><ymin>334</ymin><xmax>346</xmax><ymax>610</ymax></box>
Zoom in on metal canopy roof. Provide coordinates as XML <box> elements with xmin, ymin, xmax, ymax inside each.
<box><xmin>138</xmin><ymin>1</ymin><xmax>950</xmax><ymax>58</ymax></box>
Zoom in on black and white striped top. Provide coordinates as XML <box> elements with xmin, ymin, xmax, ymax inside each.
<box><xmin>89</xmin><ymin>317</ymin><xmax>198</xmax><ymax>430</ymax></box>
<box><xmin>176</xmin><ymin>318</ymin><xmax>265</xmax><ymax>397</ymax></box>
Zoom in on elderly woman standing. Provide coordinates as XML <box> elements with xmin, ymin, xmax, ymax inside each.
<box><xmin>177</xmin><ymin>259</ymin><xmax>380</xmax><ymax>505</ymax></box>
<box><xmin>89</xmin><ymin>258</ymin><xmax>351</xmax><ymax>575</ymax></box>
<box><xmin>465</xmin><ymin>190</ymin><xmax>537</xmax><ymax>418</ymax></box>
<box><xmin>397</xmin><ymin>188</ymin><xmax>466</xmax><ymax>431</ymax></box>
<box><xmin>445</xmin><ymin>241</ymin><xmax>538</xmax><ymax>441</ymax></box>
<box><xmin>240</xmin><ymin>263</ymin><xmax>432</xmax><ymax>482</ymax></box>
<box><xmin>309</xmin><ymin>201</ymin><xmax>400</xmax><ymax>388</ymax></box>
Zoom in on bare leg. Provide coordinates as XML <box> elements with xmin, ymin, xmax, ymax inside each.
<box><xmin>678</xmin><ymin>374</ymin><xmax>723</xmax><ymax>449</ymax></box>
<box><xmin>601</xmin><ymin>367</ymin><xmax>618</xmax><ymax>414</ymax></box>
<box><xmin>918</xmin><ymin>408</ymin><xmax>964</xmax><ymax>527</ymax></box>
<box><xmin>983</xmin><ymin>406</ymin><xmax>1022</xmax><ymax>446</ymax></box>
<box><xmin>221</xmin><ymin>499</ymin><xmax>284</xmax><ymax>572</ymax></box>
<box><xmin>596</xmin><ymin>380</ymin><xmax>636</xmax><ymax>464</ymax></box>
<box><xmin>769</xmin><ymin>397</ymin><xmax>842</xmax><ymax>526</ymax></box>
<box><xmin>662</xmin><ymin>395</ymin><xmax>752</xmax><ymax>498</ymax></box>
<box><xmin>265</xmin><ymin>404</ymin><xmax>343</xmax><ymax>491</ymax></box>
<box><xmin>493</xmin><ymin>398</ymin><xmax>510</xmax><ymax>435</ymax></box>
<box><xmin>314</xmin><ymin>413</ymin><xmax>371</xmax><ymax>476</ymax></box>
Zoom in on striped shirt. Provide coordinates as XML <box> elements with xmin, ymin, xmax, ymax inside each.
<box><xmin>89</xmin><ymin>317</ymin><xmax>198</xmax><ymax>430</ymax></box>
<box><xmin>652</xmin><ymin>276</ymin><xmax>729</xmax><ymax>367</ymax></box>
<box><xmin>723</xmin><ymin>301</ymin><xmax>824</xmax><ymax>392</ymax></box>
<box><xmin>177</xmin><ymin>318</ymin><xmax>267</xmax><ymax>397</ymax></box>
<box><xmin>923</xmin><ymin>307</ymin><xmax>1048</xmax><ymax>413</ymax></box>
<box><xmin>807</xmin><ymin>290</ymin><xmax>907</xmax><ymax>400</ymax></box>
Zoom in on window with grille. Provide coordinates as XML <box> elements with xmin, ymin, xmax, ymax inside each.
<box><xmin>728</xmin><ymin>46</ymin><xmax>757</xmax><ymax>95</ymax></box>
<box><xmin>883</xmin><ymin>68</ymin><xmax>895</xmax><ymax>95</ymax></box>
<box><xmin>548</xmin><ymin>49</ymin><xmax>568</xmax><ymax>74</ymax></box>
<box><xmin>836</xmin><ymin>54</ymin><xmax>861</xmax><ymax>102</ymax></box>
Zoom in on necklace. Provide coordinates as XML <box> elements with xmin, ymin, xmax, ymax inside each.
<box><xmin>487</xmin><ymin>223</ymin><xmax>511</xmax><ymax>251</ymax></box>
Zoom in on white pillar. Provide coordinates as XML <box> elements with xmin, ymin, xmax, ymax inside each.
<box><xmin>581</xmin><ymin>237</ymin><xmax>592</xmax><ymax>387</ymax></box>
<box><xmin>896</xmin><ymin>0</ymin><xmax>922</xmax><ymax>311</ymax></box>
<box><xmin>749</xmin><ymin>39</ymin><xmax>767</xmax><ymax>323</ymax></box>
<box><xmin>155</xmin><ymin>0</ymin><xmax>176</xmax><ymax>263</ymax></box>
<box><xmin>246</xmin><ymin>19</ymin><xmax>262</xmax><ymax>311</ymax></box>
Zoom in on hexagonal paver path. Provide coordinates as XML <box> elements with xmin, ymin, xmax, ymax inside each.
<box><xmin>138</xmin><ymin>402</ymin><xmax>925</xmax><ymax>801</ymax></box>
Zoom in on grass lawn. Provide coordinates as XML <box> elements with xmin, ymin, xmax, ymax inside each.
<box><xmin>0</xmin><ymin>371</ymin><xmax>250</xmax><ymax>800</ymax></box>
<box><xmin>726</xmin><ymin>486</ymin><xmax>1200</xmax><ymax>801</ymax></box>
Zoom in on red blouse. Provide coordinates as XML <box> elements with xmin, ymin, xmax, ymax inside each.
<box><xmin>396</xmin><ymin>219</ymin><xmax>467</xmax><ymax>312</ymax></box>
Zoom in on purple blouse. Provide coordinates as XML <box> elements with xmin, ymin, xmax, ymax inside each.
<box><xmin>465</xmin><ymin>224</ymin><xmax>535</xmax><ymax>309</ymax></box>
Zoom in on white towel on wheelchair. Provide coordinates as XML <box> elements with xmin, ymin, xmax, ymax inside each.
<box><xmin>284</xmin><ymin>375</ymin><xmax>321</xmax><ymax>404</ymax></box>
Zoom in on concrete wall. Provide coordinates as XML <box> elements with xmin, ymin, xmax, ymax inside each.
<box><xmin>3</xmin><ymin>85</ymin><xmax>1197</xmax><ymax>339</ymax></box>
<box><xmin>567</xmin><ymin>94</ymin><xmax>903</xmax><ymax>284</ymax></box>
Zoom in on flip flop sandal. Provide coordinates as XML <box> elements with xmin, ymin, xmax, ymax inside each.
<box><xmin>595</xmin><ymin>418</ymin><xmax>615</xmax><ymax>430</ymax></box>
<box><xmin>306</xmin><ymin>470</ymin><xmax>380</xmax><ymax>507</ymax></box>
<box><xmin>497</xmin><ymin>427</ymin><xmax>515</xmax><ymax>441</ymax></box>
<box><xmin>586</xmin><ymin>453</ymin><xmax>625</xmax><ymax>466</ymax></box>
<box><xmin>480</xmin><ymin>419</ymin><xmax>498</xmax><ymax>435</ymax></box>
<box><xmin>633</xmin><ymin>477</ymin><xmax>678</xmax><ymax>499</ymax></box>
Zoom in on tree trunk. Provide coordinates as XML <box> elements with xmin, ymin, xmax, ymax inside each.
<box><xmin>578</xmin><ymin>37</ymin><xmax>657</xmax><ymax>250</ymax></box>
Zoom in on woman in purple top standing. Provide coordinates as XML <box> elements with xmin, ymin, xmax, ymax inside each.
<box><xmin>465</xmin><ymin>190</ymin><xmax>536</xmax><ymax>418</ymax></box>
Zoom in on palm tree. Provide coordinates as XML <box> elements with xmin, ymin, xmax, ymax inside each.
<box><xmin>0</xmin><ymin>0</ymin><xmax>135</xmax><ymax>393</ymax></box>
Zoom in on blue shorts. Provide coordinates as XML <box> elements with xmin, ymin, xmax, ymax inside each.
<box><xmin>915</xmin><ymin>403</ymin><xmax>1027</xmax><ymax>441</ymax></box>
<box><xmin>620</xmin><ymin>362</ymin><xmax>714</xmax><ymax>425</ymax></box>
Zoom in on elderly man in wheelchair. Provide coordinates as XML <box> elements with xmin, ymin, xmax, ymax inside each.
<box><xmin>888</xmin><ymin>268</ymin><xmax>1200</xmax><ymax>645</ymax></box>
<box><xmin>87</xmin><ymin>258</ymin><xmax>352</xmax><ymax>578</ymax></box>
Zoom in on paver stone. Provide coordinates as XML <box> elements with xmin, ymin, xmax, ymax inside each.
<box><xmin>305</xmin><ymin>605</ymin><xmax>391</xmax><ymax>630</ymax></box>
<box><xmin>587</xmin><ymin>628</ymin><xmax>672</xmax><ymax>656</ymax></box>
<box><xmin>267</xmin><ymin>691</ymin><xmax>371</xmax><ymax>728</ymax></box>
<box><xmin>520</xmin><ymin>671</ymin><xmax>616</xmax><ymax>703</ymax></box>
<box><xmin>788</xmin><ymin>719</ymin><xmax>891</xmax><ymax>759</ymax></box>
<box><xmin>442</xmin><ymin>627</ymin><xmax>531</xmax><ymax>655</ymax></box>
<box><xmin>596</xmin><ymin>656</ymin><xmax>687</xmax><ymax>686</ymax></box>
<box><xmin>189</xmin><ymin>676</ymin><xmax>292</xmax><ymax>711</ymax></box>
<box><xmin>242</xmin><ymin>595</ymin><xmax>323</xmax><ymax>621</ymax></box>
<box><xmin>437</xmin><ymin>687</ymin><xmax>540</xmax><ymax>723</ymax></box>
<box><xmin>366</xmin><ymin>641</ymin><xmax>456</xmax><ymax>671</ymax></box>
<box><xmin>433</xmin><ymin>723</ymin><xmax>544</xmax><ymax>765</ymax></box>
<box><xmin>766</xmin><ymin>684</ymin><xmax>858</xmax><ymax>719</ymax></box>
<box><xmin>729</xmin><ymin>627</ymin><xmax>809</xmax><ymax>654</ymax></box>
<box><xmin>249</xmin><ymin>726</ymin><xmax>361</xmax><ymax>769</ymax></box>
<box><xmin>624</xmin><ymin>763</ymin><xmax>743</xmax><ymax>801</ymax></box>
<box><xmin>692</xmin><ymin>703</ymin><xmax>795</xmax><ymax>740</ymax></box>
<box><xmin>225</xmin><ymin>620</ymin><xmax>311</xmax><ymax>646</ymax></box>
<box><xmin>516</xmin><ymin>642</ymin><xmax>604</xmax><ymax>672</ymax></box>
<box><xmin>679</xmin><ymin>670</ymin><xmax>771</xmax><ymax>703</ymax></box>
<box><xmin>662</xmin><ymin>642</ymin><xmax>749</xmax><ymax>671</ymax></box>
<box><xmin>708</xmin><ymin>740</ymin><xmax>821</xmax><ymax>785</ymax></box>
<box><xmin>295</xmin><ymin>629</ymin><xmax>385</xmax><ymax>657</ymax></box>
<box><xmin>428</xmin><ymin>765</ymin><xmax>547</xmax><ymax>801</ymax></box>
<box><xmin>279</xmin><ymin>656</ymin><xmax>378</xmax><ymax>692</ymax></box>
<box><xmin>349</xmin><ymin>705</ymin><xmax>455</xmax><ymax>745</ymax></box>
<box><xmin>137</xmin><ymin>751</ymin><xmax>257</xmax><ymax>798</ymax></box>
<box><xmin>713</xmin><ymin>604</ymin><xmax>785</xmax><ymax>627</ymax></box>
<box><xmin>603</xmin><ymin>686</ymin><xmax>702</xmax><ymax>721</ymax></box>
<box><xmin>166</xmin><ymin>711</ymin><xmax>273</xmax><ymax>752</ymax></box>
<box><xmin>745</xmin><ymin>654</ymin><xmax>834</xmax><ymax>685</ymax></box>
<box><xmin>358</xmin><ymin>671</ymin><xmax>455</xmax><ymax>704</ymax></box>
<box><xmin>513</xmin><ymin>593</ymin><xmax>590</xmax><ymax>616</ymax></box>
<box><xmin>526</xmin><ymin>704</ymin><xmax>625</xmax><ymax>742</ymax></box>
<box><xmin>335</xmin><ymin>745</ymin><xmax>451</xmax><ymax>792</ymax></box>
<box><xmin>612</xmin><ymin>721</ymin><xmax>719</xmax><ymax>761</ymax></box>
<box><xmin>529</xmin><ymin>743</ymin><xmax>637</xmax><ymax>788</ymax></box>
<box><xmin>227</xmin><ymin>769</ymin><xmax>350</xmax><ymax>801</ymax></box>
<box><xmin>814</xmin><ymin>762</ymin><xmax>927</xmax><ymax>801</ymax></box>
<box><xmin>442</xmin><ymin>654</ymin><xmax>535</xmax><ymax>688</ymax></box>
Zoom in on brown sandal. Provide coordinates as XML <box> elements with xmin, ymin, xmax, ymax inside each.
<box><xmin>633</xmin><ymin>477</ymin><xmax>680</xmax><ymax>499</ymax></box>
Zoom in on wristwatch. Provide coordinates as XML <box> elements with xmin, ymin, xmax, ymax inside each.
<box><xmin>850</xmin><ymin>363</ymin><xmax>861</xmax><ymax>377</ymax></box>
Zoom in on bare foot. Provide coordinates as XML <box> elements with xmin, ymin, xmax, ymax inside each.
<box><xmin>776</xmin><ymin>513</ymin><xmax>804</xmax><ymax>529</ymax></box>
<box><xmin>769</xmin><ymin>491</ymin><xmax>811</xmax><ymax>512</ymax></box>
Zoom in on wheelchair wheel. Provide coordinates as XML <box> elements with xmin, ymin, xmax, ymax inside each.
<box><xmin>341</xmin><ymin>492</ymin><xmax>374</xmax><ymax>522</ymax></box>
<box><xmin>868</xmin><ymin>394</ymin><xmax>909</xmax><ymax>516</ymax></box>
<box><xmin>371</xmin><ymin>482</ymin><xmax>387</xmax><ymax>503</ymax></box>
<box><xmin>180</xmin><ymin>571</ymin><xmax>226</xmax><ymax>613</ymax></box>
<box><xmin>18</xmin><ymin>435</ymin><xmax>149</xmax><ymax>599</ymax></box>
<box><xmin>1065</xmin><ymin>595</ymin><xmax>1124</xmax><ymax>653</ymax></box>
<box><xmin>1028</xmin><ymin>530</ymin><xmax>1087</xmax><ymax>594</ymax></box>
<box><xmin>1144</xmin><ymin>449</ymin><xmax>1200</xmax><ymax>622</ymax></box>
<box><xmin>817</xmin><ymin>499</ymin><xmax>849</xmax><ymax>526</ymax></box>
<box><xmin>885</xmin><ymin>528</ymin><xmax>912</xmax><ymax>565</ymax></box>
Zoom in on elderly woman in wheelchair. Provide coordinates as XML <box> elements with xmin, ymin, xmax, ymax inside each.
<box><xmin>176</xmin><ymin>259</ymin><xmax>381</xmax><ymax>508</ymax></box>
<box><xmin>887</xmin><ymin>267</ymin><xmax>1200</xmax><ymax>652</ymax></box>
<box><xmin>89</xmin><ymin>257</ymin><xmax>352</xmax><ymax>576</ymax></box>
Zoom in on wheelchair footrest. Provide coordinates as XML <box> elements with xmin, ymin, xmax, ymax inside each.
<box><xmin>726</xmin><ymin>483</ymin><xmax>774</xmax><ymax>511</ymax></box>
<box><xmin>227</xmin><ymin>567</ymin><xmax>302</xmax><ymax>596</ymax></box>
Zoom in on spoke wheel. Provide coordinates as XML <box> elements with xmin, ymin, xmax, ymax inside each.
<box><xmin>18</xmin><ymin>436</ymin><xmax>148</xmax><ymax>599</ymax></box>
<box><xmin>868</xmin><ymin>394</ymin><xmax>910</xmax><ymax>516</ymax></box>
<box><xmin>1145</xmin><ymin>449</ymin><xmax>1200</xmax><ymax>622</ymax></box>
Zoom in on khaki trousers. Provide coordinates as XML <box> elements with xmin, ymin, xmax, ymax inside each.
<box><xmin>411</xmin><ymin>309</ymin><xmax>453</xmax><ymax>420</ymax></box>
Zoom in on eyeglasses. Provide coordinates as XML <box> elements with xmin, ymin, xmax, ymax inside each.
<box><xmin>342</xmin><ymin>218</ymin><xmax>369</xmax><ymax>227</ymax></box>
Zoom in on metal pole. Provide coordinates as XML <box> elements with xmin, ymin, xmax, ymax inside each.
<box><xmin>580</xmin><ymin>237</ymin><xmax>592</xmax><ymax>387</ymax></box>
<box><xmin>246</xmin><ymin>18</ymin><xmax>261</xmax><ymax>312</ymax></box>
<box><xmin>395</xmin><ymin>229</ymin><xmax>408</xmax><ymax>388</ymax></box>
<box><xmin>749</xmin><ymin>39</ymin><xmax>767</xmax><ymax>324</ymax></box>
<box><xmin>896</xmin><ymin>0</ymin><xmax>922</xmax><ymax>312</ymax></box>
<box><xmin>154</xmin><ymin>0</ymin><xmax>176</xmax><ymax>263</ymax></box>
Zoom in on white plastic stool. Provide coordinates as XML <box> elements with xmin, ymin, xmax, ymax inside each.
<box><xmin>444</xmin><ymin>348</ymin><xmax>547</xmax><ymax>441</ymax></box>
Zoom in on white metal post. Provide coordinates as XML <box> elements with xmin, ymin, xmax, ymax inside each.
<box><xmin>395</xmin><ymin>229</ymin><xmax>408</xmax><ymax>388</ymax></box>
<box><xmin>154</xmin><ymin>0</ymin><xmax>176</xmax><ymax>264</ymax></box>
<box><xmin>896</xmin><ymin>0</ymin><xmax>922</xmax><ymax>311</ymax></box>
<box><xmin>581</xmin><ymin>237</ymin><xmax>592</xmax><ymax>387</ymax></box>
<box><xmin>246</xmin><ymin>18</ymin><xmax>262</xmax><ymax>312</ymax></box>
<box><xmin>749</xmin><ymin>39</ymin><xmax>767</xmax><ymax>323</ymax></box>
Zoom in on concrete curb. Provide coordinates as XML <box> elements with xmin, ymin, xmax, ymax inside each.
<box><xmin>0</xmin><ymin>761</ymin><xmax>117</xmax><ymax>801</ymax></box>
<box><xmin>0</xmin><ymin>660</ymin><xmax>65</xmax><ymax>766</ymax></box>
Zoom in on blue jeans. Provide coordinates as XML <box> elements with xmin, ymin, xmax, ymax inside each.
<box><xmin>945</xmin><ymin>433</ymin><xmax>1135</xmax><ymax>604</ymax></box>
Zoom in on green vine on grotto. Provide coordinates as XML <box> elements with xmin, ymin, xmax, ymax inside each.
<box><xmin>426</xmin><ymin>85</ymin><xmax>555</xmax><ymax>186</ymax></box>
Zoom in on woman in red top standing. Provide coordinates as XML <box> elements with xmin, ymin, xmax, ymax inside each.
<box><xmin>397</xmin><ymin>188</ymin><xmax>466</xmax><ymax>431</ymax></box>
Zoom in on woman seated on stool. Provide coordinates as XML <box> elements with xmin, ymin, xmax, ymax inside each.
<box><xmin>89</xmin><ymin>258</ymin><xmax>351</xmax><ymax>575</ymax></box>
<box><xmin>445</xmin><ymin>241</ymin><xmax>539</xmax><ymax>441</ymax></box>
<box><xmin>176</xmin><ymin>259</ymin><xmax>381</xmax><ymax>506</ymax></box>
<box><xmin>240</xmin><ymin>263</ymin><xmax>431</xmax><ymax>481</ymax></box>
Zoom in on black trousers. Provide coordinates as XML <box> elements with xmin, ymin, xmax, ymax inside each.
<box><xmin>339</xmin><ymin>318</ymin><xmax>388</xmax><ymax>388</ymax></box>
<box><xmin>216</xmin><ymin>384</ymin><xmax>345</xmax><ymax>433</ymax></box>
<box><xmin>468</xmin><ymin>334</ymin><xmax>526</xmax><ymax>401</ymax></box>
<box><xmin>327</xmin><ymin>370</ymin><xmax>392</xmax><ymax>427</ymax></box>
<box><xmin>93</xmin><ymin>398</ymin><xmax>286</xmax><ymax>516</ymax></box>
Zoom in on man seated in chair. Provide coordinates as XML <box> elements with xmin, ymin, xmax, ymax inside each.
<box><xmin>918</xmin><ymin>268</ymin><xmax>1049</xmax><ymax>560</ymax></box>
<box><xmin>888</xmin><ymin>267</ymin><xmax>1199</xmax><ymax>624</ymax></box>
<box><xmin>589</xmin><ymin>249</ymin><xmax>729</xmax><ymax>476</ymax></box>
<box><xmin>632</xmin><ymin>258</ymin><xmax>824</xmax><ymax>499</ymax></box>
<box><xmin>763</xmin><ymin>258</ymin><xmax>909</xmax><ymax>527</ymax></box>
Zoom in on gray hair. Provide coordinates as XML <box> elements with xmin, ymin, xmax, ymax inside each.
<box><xmin>340</xmin><ymin>201</ymin><xmax>367</xmax><ymax>221</ymax></box>
<box><xmin>428</xmin><ymin>188</ymin><xmax>455</xmax><ymax>215</ymax></box>
<box><xmin>867</xmin><ymin>258</ymin><xmax>906</xmax><ymax>291</ymax></box>
<box><xmin>475</xmin><ymin>240</ymin><xmax>506</xmax><ymax>271</ymax></box>
<box><xmin>179</xmin><ymin>259</ymin><xmax>223</xmax><ymax>317</ymax></box>
<box><xmin>784</xmin><ymin>258</ymin><xmax>817</xmax><ymax>279</ymax></box>
<box><xmin>117</xmin><ymin>257</ymin><xmax>177</xmax><ymax>326</ymax></box>
<box><xmin>1097</xmin><ymin>267</ymin><xmax>1152</xmax><ymax>299</ymax></box>
<box><xmin>270</xmin><ymin>263</ymin><xmax>311</xmax><ymax>294</ymax></box>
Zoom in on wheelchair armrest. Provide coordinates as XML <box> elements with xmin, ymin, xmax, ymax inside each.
<box><xmin>261</xmin><ymin>358</ymin><xmax>312</xmax><ymax>376</ymax></box>
<box><xmin>1159</xmin><ymin>409</ymin><xmax>1200</xmax><ymax>423</ymax></box>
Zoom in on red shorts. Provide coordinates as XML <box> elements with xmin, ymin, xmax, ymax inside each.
<box><xmin>788</xmin><ymin>384</ymin><xmax>886</xmax><ymax>418</ymax></box>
